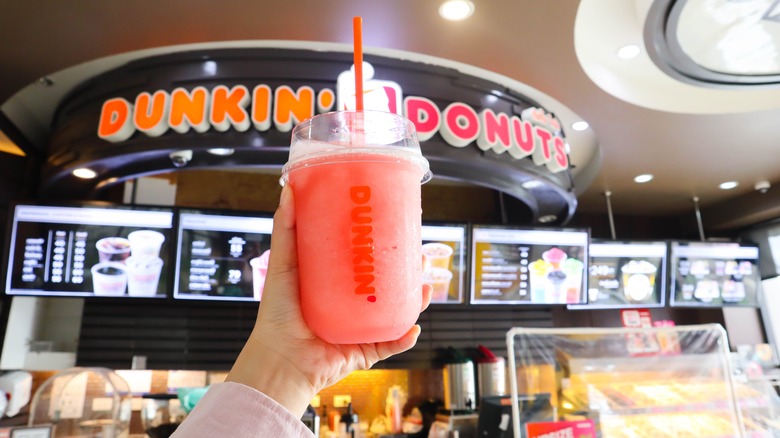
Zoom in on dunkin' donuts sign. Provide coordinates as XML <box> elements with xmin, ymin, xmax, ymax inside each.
<box><xmin>97</xmin><ymin>64</ymin><xmax>569</xmax><ymax>173</ymax></box>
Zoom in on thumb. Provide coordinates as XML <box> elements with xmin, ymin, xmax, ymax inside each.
<box><xmin>266</xmin><ymin>185</ymin><xmax>298</xmax><ymax>286</ymax></box>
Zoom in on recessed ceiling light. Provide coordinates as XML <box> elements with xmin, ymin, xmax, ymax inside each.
<box><xmin>634</xmin><ymin>174</ymin><xmax>653</xmax><ymax>183</ymax></box>
<box><xmin>719</xmin><ymin>181</ymin><xmax>738</xmax><ymax>190</ymax></box>
<box><xmin>439</xmin><ymin>0</ymin><xmax>474</xmax><ymax>21</ymax></box>
<box><xmin>72</xmin><ymin>168</ymin><xmax>97</xmax><ymax>179</ymax></box>
<box><xmin>617</xmin><ymin>44</ymin><xmax>641</xmax><ymax>60</ymax></box>
<box><xmin>207</xmin><ymin>148</ymin><xmax>235</xmax><ymax>156</ymax></box>
<box><xmin>571</xmin><ymin>121</ymin><xmax>589</xmax><ymax>131</ymax></box>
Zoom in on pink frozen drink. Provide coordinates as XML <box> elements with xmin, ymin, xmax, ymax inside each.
<box><xmin>281</xmin><ymin>110</ymin><xmax>431</xmax><ymax>344</ymax></box>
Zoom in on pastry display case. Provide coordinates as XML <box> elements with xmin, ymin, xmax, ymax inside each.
<box><xmin>506</xmin><ymin>324</ymin><xmax>778</xmax><ymax>437</ymax></box>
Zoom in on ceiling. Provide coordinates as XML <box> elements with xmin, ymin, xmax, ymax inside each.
<box><xmin>1</xmin><ymin>0</ymin><xmax>779</xmax><ymax>231</ymax></box>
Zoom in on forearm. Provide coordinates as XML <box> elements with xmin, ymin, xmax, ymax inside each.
<box><xmin>226</xmin><ymin>331</ymin><xmax>317</xmax><ymax>418</ymax></box>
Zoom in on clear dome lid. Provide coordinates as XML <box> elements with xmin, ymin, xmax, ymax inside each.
<box><xmin>29</xmin><ymin>367</ymin><xmax>132</xmax><ymax>437</ymax></box>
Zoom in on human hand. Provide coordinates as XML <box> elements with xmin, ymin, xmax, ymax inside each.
<box><xmin>227</xmin><ymin>185</ymin><xmax>432</xmax><ymax>417</ymax></box>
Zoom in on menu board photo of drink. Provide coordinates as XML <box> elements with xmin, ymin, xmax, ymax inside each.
<box><xmin>174</xmin><ymin>211</ymin><xmax>273</xmax><ymax>302</ymax></box>
<box><xmin>577</xmin><ymin>241</ymin><xmax>668</xmax><ymax>309</ymax></box>
<box><xmin>422</xmin><ymin>223</ymin><xmax>467</xmax><ymax>304</ymax></box>
<box><xmin>4</xmin><ymin>204</ymin><xmax>173</xmax><ymax>298</ymax></box>
<box><xmin>670</xmin><ymin>241</ymin><xmax>761</xmax><ymax>307</ymax></box>
<box><xmin>470</xmin><ymin>225</ymin><xmax>589</xmax><ymax>305</ymax></box>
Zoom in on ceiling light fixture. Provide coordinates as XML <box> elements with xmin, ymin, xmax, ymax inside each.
<box><xmin>634</xmin><ymin>174</ymin><xmax>654</xmax><ymax>183</ymax></box>
<box><xmin>72</xmin><ymin>168</ymin><xmax>97</xmax><ymax>179</ymax></box>
<box><xmin>719</xmin><ymin>181</ymin><xmax>738</xmax><ymax>190</ymax></box>
<box><xmin>207</xmin><ymin>148</ymin><xmax>235</xmax><ymax>156</ymax></box>
<box><xmin>571</xmin><ymin>121</ymin><xmax>589</xmax><ymax>131</ymax></box>
<box><xmin>617</xmin><ymin>44</ymin><xmax>641</xmax><ymax>60</ymax></box>
<box><xmin>439</xmin><ymin>0</ymin><xmax>474</xmax><ymax>21</ymax></box>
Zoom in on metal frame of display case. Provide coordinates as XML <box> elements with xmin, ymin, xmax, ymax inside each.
<box><xmin>506</xmin><ymin>324</ymin><xmax>746</xmax><ymax>437</ymax></box>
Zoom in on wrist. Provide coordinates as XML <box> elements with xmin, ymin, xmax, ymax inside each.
<box><xmin>226</xmin><ymin>333</ymin><xmax>316</xmax><ymax>418</ymax></box>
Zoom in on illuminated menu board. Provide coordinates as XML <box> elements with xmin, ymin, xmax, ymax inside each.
<box><xmin>174</xmin><ymin>211</ymin><xmax>273</xmax><ymax>302</ymax></box>
<box><xmin>670</xmin><ymin>241</ymin><xmax>761</xmax><ymax>308</ymax></box>
<box><xmin>4</xmin><ymin>204</ymin><xmax>173</xmax><ymax>298</ymax></box>
<box><xmin>422</xmin><ymin>223</ymin><xmax>467</xmax><ymax>304</ymax></box>
<box><xmin>576</xmin><ymin>241</ymin><xmax>668</xmax><ymax>309</ymax></box>
<box><xmin>470</xmin><ymin>226</ymin><xmax>589</xmax><ymax>305</ymax></box>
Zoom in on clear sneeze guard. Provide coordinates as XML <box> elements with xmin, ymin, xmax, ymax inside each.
<box><xmin>506</xmin><ymin>324</ymin><xmax>760</xmax><ymax>437</ymax></box>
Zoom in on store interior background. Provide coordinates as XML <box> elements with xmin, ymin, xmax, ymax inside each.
<box><xmin>1</xmin><ymin>0</ymin><xmax>780</xmax><ymax>426</ymax></box>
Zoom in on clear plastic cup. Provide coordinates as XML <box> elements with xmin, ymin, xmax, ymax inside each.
<box><xmin>422</xmin><ymin>243</ymin><xmax>454</xmax><ymax>270</ymax></box>
<box><xmin>280</xmin><ymin>110</ymin><xmax>431</xmax><ymax>344</ymax></box>
<box><xmin>96</xmin><ymin>237</ymin><xmax>131</xmax><ymax>264</ymax></box>
<box><xmin>125</xmin><ymin>256</ymin><xmax>164</xmax><ymax>297</ymax></box>
<box><xmin>91</xmin><ymin>262</ymin><xmax>128</xmax><ymax>296</ymax></box>
<box><xmin>128</xmin><ymin>230</ymin><xmax>166</xmax><ymax>259</ymax></box>
<box><xmin>423</xmin><ymin>267</ymin><xmax>453</xmax><ymax>302</ymax></box>
<box><xmin>621</xmin><ymin>260</ymin><xmax>657</xmax><ymax>303</ymax></box>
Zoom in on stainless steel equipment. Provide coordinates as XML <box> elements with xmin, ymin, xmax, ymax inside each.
<box><xmin>443</xmin><ymin>357</ymin><xmax>476</xmax><ymax>411</ymax></box>
<box><xmin>477</xmin><ymin>345</ymin><xmax>507</xmax><ymax>401</ymax></box>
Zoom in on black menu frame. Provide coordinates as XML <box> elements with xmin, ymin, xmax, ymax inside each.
<box><xmin>469</xmin><ymin>225</ymin><xmax>590</xmax><ymax>305</ymax></box>
<box><xmin>2</xmin><ymin>202</ymin><xmax>174</xmax><ymax>299</ymax></box>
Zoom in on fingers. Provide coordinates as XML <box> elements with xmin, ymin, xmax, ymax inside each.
<box><xmin>373</xmin><ymin>325</ymin><xmax>422</xmax><ymax>362</ymax></box>
<box><xmin>421</xmin><ymin>283</ymin><xmax>432</xmax><ymax>312</ymax></box>
<box><xmin>267</xmin><ymin>185</ymin><xmax>298</xmax><ymax>275</ymax></box>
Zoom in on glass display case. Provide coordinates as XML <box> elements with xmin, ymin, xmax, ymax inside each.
<box><xmin>506</xmin><ymin>324</ymin><xmax>778</xmax><ymax>437</ymax></box>
<box><xmin>28</xmin><ymin>367</ymin><xmax>132</xmax><ymax>437</ymax></box>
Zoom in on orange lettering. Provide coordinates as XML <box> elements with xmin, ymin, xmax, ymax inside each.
<box><xmin>134</xmin><ymin>91</ymin><xmax>169</xmax><ymax>137</ymax></box>
<box><xmin>210</xmin><ymin>85</ymin><xmax>250</xmax><ymax>132</ymax></box>
<box><xmin>252</xmin><ymin>85</ymin><xmax>272</xmax><ymax>131</ymax></box>
<box><xmin>98</xmin><ymin>98</ymin><xmax>135</xmax><ymax>142</ymax></box>
<box><xmin>317</xmin><ymin>89</ymin><xmax>335</xmax><ymax>113</ymax></box>
<box><xmin>169</xmin><ymin>87</ymin><xmax>210</xmax><ymax>134</ymax></box>
<box><xmin>273</xmin><ymin>86</ymin><xmax>315</xmax><ymax>132</ymax></box>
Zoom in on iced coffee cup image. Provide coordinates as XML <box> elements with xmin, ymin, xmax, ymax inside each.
<box><xmin>529</xmin><ymin>260</ymin><xmax>552</xmax><ymax>303</ymax></box>
<box><xmin>621</xmin><ymin>260</ymin><xmax>657</xmax><ymax>303</ymax></box>
<box><xmin>96</xmin><ymin>237</ymin><xmax>131</xmax><ymax>263</ymax></box>
<box><xmin>127</xmin><ymin>230</ymin><xmax>165</xmax><ymax>259</ymax></box>
<box><xmin>125</xmin><ymin>256</ymin><xmax>163</xmax><ymax>297</ymax></box>
<box><xmin>423</xmin><ymin>267</ymin><xmax>453</xmax><ymax>302</ymax></box>
<box><xmin>249</xmin><ymin>250</ymin><xmax>271</xmax><ymax>301</ymax></box>
<box><xmin>91</xmin><ymin>262</ymin><xmax>127</xmax><ymax>296</ymax></box>
<box><xmin>542</xmin><ymin>247</ymin><xmax>567</xmax><ymax>269</ymax></box>
<box><xmin>281</xmin><ymin>110</ymin><xmax>431</xmax><ymax>344</ymax></box>
<box><xmin>422</xmin><ymin>242</ymin><xmax>454</xmax><ymax>271</ymax></box>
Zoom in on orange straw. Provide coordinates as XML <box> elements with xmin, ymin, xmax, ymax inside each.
<box><xmin>353</xmin><ymin>16</ymin><xmax>364</xmax><ymax>111</ymax></box>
